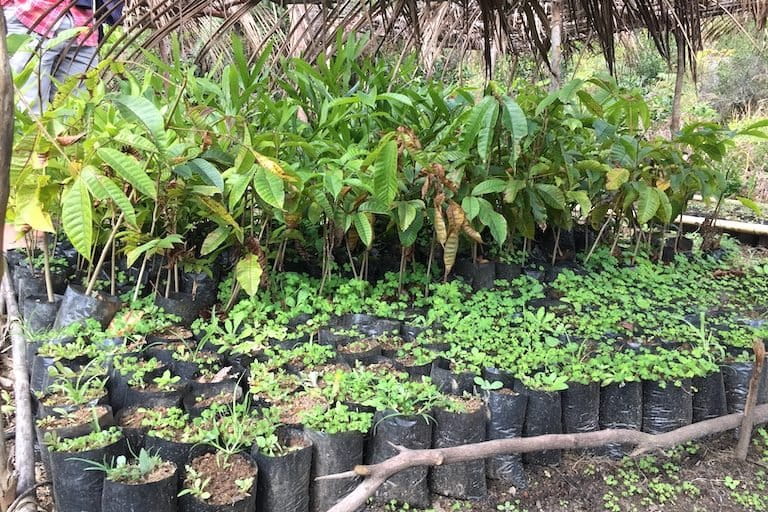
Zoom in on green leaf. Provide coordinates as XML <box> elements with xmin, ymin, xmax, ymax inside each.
<box><xmin>606</xmin><ymin>168</ymin><xmax>630</xmax><ymax>191</ymax></box>
<box><xmin>353</xmin><ymin>212</ymin><xmax>373</xmax><ymax>248</ymax></box>
<box><xmin>236</xmin><ymin>254</ymin><xmax>263</xmax><ymax>296</ymax></box>
<box><xmin>737</xmin><ymin>196</ymin><xmax>763</xmax><ymax>216</ymax></box>
<box><xmin>187</xmin><ymin>158</ymin><xmax>224</xmax><ymax>192</ymax></box>
<box><xmin>461</xmin><ymin>196</ymin><xmax>480</xmax><ymax>221</ymax></box>
<box><xmin>373</xmin><ymin>139</ymin><xmax>398</xmax><ymax>206</ymax></box>
<box><xmin>398</xmin><ymin>211</ymin><xmax>423</xmax><ymax>247</ymax></box>
<box><xmin>96</xmin><ymin>148</ymin><xmax>157</xmax><ymax>200</ymax></box>
<box><xmin>503</xmin><ymin>179</ymin><xmax>526</xmax><ymax>204</ymax></box>
<box><xmin>636</xmin><ymin>185</ymin><xmax>660</xmax><ymax>224</ymax></box>
<box><xmin>324</xmin><ymin>168</ymin><xmax>343</xmax><ymax>200</ymax></box>
<box><xmin>112</xmin><ymin>95</ymin><xmax>167</xmax><ymax>150</ymax></box>
<box><xmin>397</xmin><ymin>202</ymin><xmax>417</xmax><ymax>232</ymax></box>
<box><xmin>199</xmin><ymin>197</ymin><xmax>243</xmax><ymax>242</ymax></box>
<box><xmin>484</xmin><ymin>211</ymin><xmax>508</xmax><ymax>246</ymax></box>
<box><xmin>81</xmin><ymin>166</ymin><xmax>137</xmax><ymax>227</ymax></box>
<box><xmin>558</xmin><ymin>79</ymin><xmax>585</xmax><ymax>103</ymax></box>
<box><xmin>126</xmin><ymin>234</ymin><xmax>183</xmax><ymax>267</ymax></box>
<box><xmin>376</xmin><ymin>93</ymin><xmax>413</xmax><ymax>106</ymax></box>
<box><xmin>61</xmin><ymin>178</ymin><xmax>93</xmax><ymax>260</ymax></box>
<box><xmin>253</xmin><ymin>167</ymin><xmax>285</xmax><ymax>210</ymax></box>
<box><xmin>462</xmin><ymin>96</ymin><xmax>499</xmax><ymax>163</ymax></box>
<box><xmin>472</xmin><ymin>179</ymin><xmax>507</xmax><ymax>196</ymax></box>
<box><xmin>536</xmin><ymin>184</ymin><xmax>566</xmax><ymax>210</ymax></box>
<box><xmin>567</xmin><ymin>190</ymin><xmax>592</xmax><ymax>215</ymax></box>
<box><xmin>201</xmin><ymin>226</ymin><xmax>231</xmax><ymax>255</ymax></box>
<box><xmin>656</xmin><ymin>189</ymin><xmax>672</xmax><ymax>224</ymax></box>
<box><xmin>576</xmin><ymin>90</ymin><xmax>604</xmax><ymax>116</ymax></box>
<box><xmin>500</xmin><ymin>97</ymin><xmax>528</xmax><ymax>143</ymax></box>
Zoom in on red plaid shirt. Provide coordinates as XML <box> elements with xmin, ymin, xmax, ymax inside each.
<box><xmin>7</xmin><ymin>0</ymin><xmax>98</xmax><ymax>47</ymax></box>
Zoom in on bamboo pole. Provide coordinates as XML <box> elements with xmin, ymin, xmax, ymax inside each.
<box><xmin>676</xmin><ymin>215</ymin><xmax>768</xmax><ymax>236</ymax></box>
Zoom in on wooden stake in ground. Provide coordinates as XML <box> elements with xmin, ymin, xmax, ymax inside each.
<box><xmin>321</xmin><ymin>404</ymin><xmax>768</xmax><ymax>512</ymax></box>
<box><xmin>736</xmin><ymin>340</ymin><xmax>766</xmax><ymax>460</ymax></box>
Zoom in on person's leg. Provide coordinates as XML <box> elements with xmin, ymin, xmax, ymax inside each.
<box><xmin>49</xmin><ymin>43</ymin><xmax>98</xmax><ymax>103</ymax></box>
<box><xmin>5</xmin><ymin>11</ymin><xmax>53</xmax><ymax>114</ymax></box>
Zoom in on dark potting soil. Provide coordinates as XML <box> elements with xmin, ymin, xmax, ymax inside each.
<box><xmin>186</xmin><ymin>453</ymin><xmax>257</xmax><ymax>506</ymax></box>
<box><xmin>366</xmin><ymin>360</ymin><xmax>399</xmax><ymax>375</ymax></box>
<box><xmin>377</xmin><ymin>336</ymin><xmax>405</xmax><ymax>351</ymax></box>
<box><xmin>337</xmin><ymin>338</ymin><xmax>381</xmax><ymax>354</ymax></box>
<box><xmin>39</xmin><ymin>389</ymin><xmax>105</xmax><ymax>409</ymax></box>
<box><xmin>37</xmin><ymin>405</ymin><xmax>110</xmax><ymax>430</ymax></box>
<box><xmin>276</xmin><ymin>394</ymin><xmax>328</xmax><ymax>425</ymax></box>
<box><xmin>118</xmin><ymin>407</ymin><xmax>165</xmax><ymax>429</ymax></box>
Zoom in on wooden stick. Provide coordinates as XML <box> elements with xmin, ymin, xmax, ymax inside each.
<box><xmin>1</xmin><ymin>268</ymin><xmax>36</xmax><ymax>503</ymax></box>
<box><xmin>736</xmin><ymin>340</ymin><xmax>766</xmax><ymax>460</ymax></box>
<box><xmin>324</xmin><ymin>404</ymin><xmax>768</xmax><ymax>512</ymax></box>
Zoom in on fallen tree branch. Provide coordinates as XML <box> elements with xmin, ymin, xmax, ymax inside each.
<box><xmin>324</xmin><ymin>403</ymin><xmax>768</xmax><ymax>512</ymax></box>
<box><xmin>736</xmin><ymin>340</ymin><xmax>765</xmax><ymax>460</ymax></box>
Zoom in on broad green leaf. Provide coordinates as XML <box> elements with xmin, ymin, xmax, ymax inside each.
<box><xmin>567</xmin><ymin>190</ymin><xmax>592</xmax><ymax>216</ymax></box>
<box><xmin>536</xmin><ymin>184</ymin><xmax>566</xmax><ymax>210</ymax></box>
<box><xmin>376</xmin><ymin>93</ymin><xmax>413</xmax><ymax>106</ymax></box>
<box><xmin>462</xmin><ymin>96</ymin><xmax>499</xmax><ymax>162</ymax></box>
<box><xmin>324</xmin><ymin>168</ymin><xmax>343</xmax><ymax>200</ymax></box>
<box><xmin>500</xmin><ymin>97</ymin><xmax>528</xmax><ymax>143</ymax></box>
<box><xmin>253</xmin><ymin>167</ymin><xmax>285</xmax><ymax>210</ymax></box>
<box><xmin>484</xmin><ymin>211</ymin><xmax>508</xmax><ymax>246</ymax></box>
<box><xmin>504</xmin><ymin>179</ymin><xmax>526</xmax><ymax>204</ymax></box>
<box><xmin>97</xmin><ymin>148</ymin><xmax>157</xmax><ymax>199</ymax></box>
<box><xmin>199</xmin><ymin>197</ymin><xmax>243</xmax><ymax>242</ymax></box>
<box><xmin>535</xmin><ymin>90</ymin><xmax>560</xmax><ymax>116</ymax></box>
<box><xmin>656</xmin><ymin>189</ymin><xmax>672</xmax><ymax>224</ymax></box>
<box><xmin>236</xmin><ymin>254</ymin><xmax>263</xmax><ymax>296</ymax></box>
<box><xmin>461</xmin><ymin>196</ymin><xmax>480</xmax><ymax>221</ymax></box>
<box><xmin>373</xmin><ymin>140</ymin><xmax>398</xmax><ymax>206</ymax></box>
<box><xmin>558</xmin><ymin>79</ymin><xmax>585</xmax><ymax>103</ymax></box>
<box><xmin>472</xmin><ymin>179</ymin><xmax>507</xmax><ymax>196</ymax></box>
<box><xmin>606</xmin><ymin>168</ymin><xmax>630</xmax><ymax>191</ymax></box>
<box><xmin>113</xmin><ymin>130</ymin><xmax>156</xmax><ymax>152</ymax></box>
<box><xmin>112</xmin><ymin>95</ymin><xmax>167</xmax><ymax>150</ymax></box>
<box><xmin>353</xmin><ymin>212</ymin><xmax>373</xmax><ymax>248</ymax></box>
<box><xmin>576</xmin><ymin>90</ymin><xmax>604</xmax><ymax>116</ymax></box>
<box><xmin>397</xmin><ymin>202</ymin><xmax>417</xmax><ymax>232</ymax></box>
<box><xmin>201</xmin><ymin>226</ymin><xmax>231</xmax><ymax>255</ymax></box>
<box><xmin>636</xmin><ymin>185</ymin><xmax>660</xmax><ymax>224</ymax></box>
<box><xmin>62</xmin><ymin>178</ymin><xmax>93</xmax><ymax>260</ymax></box>
<box><xmin>398</xmin><ymin>211</ymin><xmax>423</xmax><ymax>247</ymax></box>
<box><xmin>81</xmin><ymin>166</ymin><xmax>137</xmax><ymax>227</ymax></box>
<box><xmin>126</xmin><ymin>234</ymin><xmax>183</xmax><ymax>267</ymax></box>
<box><xmin>187</xmin><ymin>158</ymin><xmax>224</xmax><ymax>192</ymax></box>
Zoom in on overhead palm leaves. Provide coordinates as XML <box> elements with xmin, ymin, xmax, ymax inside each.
<box><xmin>52</xmin><ymin>0</ymin><xmax>765</xmax><ymax>79</ymax></box>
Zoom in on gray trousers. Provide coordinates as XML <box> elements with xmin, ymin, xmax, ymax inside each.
<box><xmin>6</xmin><ymin>10</ymin><xmax>98</xmax><ymax>114</ymax></box>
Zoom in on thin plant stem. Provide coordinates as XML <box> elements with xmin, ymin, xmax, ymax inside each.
<box><xmin>585</xmin><ymin>215</ymin><xmax>612</xmax><ymax>264</ymax></box>
<box><xmin>424</xmin><ymin>237</ymin><xmax>435</xmax><ymax>298</ymax></box>
<box><xmin>110</xmin><ymin>234</ymin><xmax>116</xmax><ymax>297</ymax></box>
<box><xmin>41</xmin><ymin>232</ymin><xmax>54</xmax><ymax>302</ymax></box>
<box><xmin>85</xmin><ymin>212</ymin><xmax>125</xmax><ymax>296</ymax></box>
